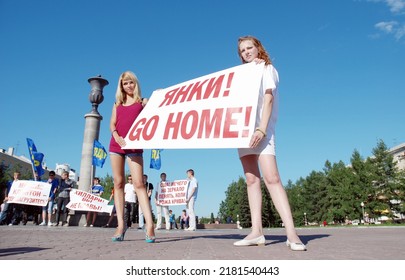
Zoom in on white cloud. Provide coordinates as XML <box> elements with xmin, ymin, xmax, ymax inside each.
<box><xmin>386</xmin><ymin>0</ymin><xmax>405</xmax><ymax>13</ymax></box>
<box><xmin>374</xmin><ymin>21</ymin><xmax>405</xmax><ymax>39</ymax></box>
<box><xmin>375</xmin><ymin>21</ymin><xmax>398</xmax><ymax>33</ymax></box>
<box><xmin>366</xmin><ymin>0</ymin><xmax>405</xmax><ymax>13</ymax></box>
<box><xmin>367</xmin><ymin>0</ymin><xmax>405</xmax><ymax>41</ymax></box>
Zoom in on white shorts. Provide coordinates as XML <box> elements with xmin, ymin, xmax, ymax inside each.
<box><xmin>238</xmin><ymin>134</ymin><xmax>276</xmax><ymax>158</ymax></box>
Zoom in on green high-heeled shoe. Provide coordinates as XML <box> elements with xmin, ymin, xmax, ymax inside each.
<box><xmin>145</xmin><ymin>234</ymin><xmax>155</xmax><ymax>243</ymax></box>
<box><xmin>112</xmin><ymin>227</ymin><xmax>127</xmax><ymax>242</ymax></box>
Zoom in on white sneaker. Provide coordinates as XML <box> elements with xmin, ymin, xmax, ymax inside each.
<box><xmin>185</xmin><ymin>227</ymin><xmax>196</xmax><ymax>231</ymax></box>
<box><xmin>48</xmin><ymin>222</ymin><xmax>54</xmax><ymax>227</ymax></box>
<box><xmin>39</xmin><ymin>222</ymin><xmax>46</xmax><ymax>226</ymax></box>
<box><xmin>83</xmin><ymin>223</ymin><xmax>88</xmax><ymax>227</ymax></box>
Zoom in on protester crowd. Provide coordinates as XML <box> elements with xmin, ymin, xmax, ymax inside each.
<box><xmin>0</xmin><ymin>171</ymin><xmax>193</xmax><ymax>231</ymax></box>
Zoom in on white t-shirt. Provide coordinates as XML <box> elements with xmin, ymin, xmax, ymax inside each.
<box><xmin>124</xmin><ymin>183</ymin><xmax>136</xmax><ymax>203</ymax></box>
<box><xmin>257</xmin><ymin>64</ymin><xmax>279</xmax><ymax>138</ymax></box>
<box><xmin>156</xmin><ymin>180</ymin><xmax>166</xmax><ymax>194</ymax></box>
<box><xmin>155</xmin><ymin>180</ymin><xmax>168</xmax><ymax>206</ymax></box>
<box><xmin>238</xmin><ymin>64</ymin><xmax>279</xmax><ymax>157</ymax></box>
<box><xmin>187</xmin><ymin>177</ymin><xmax>198</xmax><ymax>201</ymax></box>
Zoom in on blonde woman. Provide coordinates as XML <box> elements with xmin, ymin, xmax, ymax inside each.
<box><xmin>108</xmin><ymin>71</ymin><xmax>155</xmax><ymax>243</ymax></box>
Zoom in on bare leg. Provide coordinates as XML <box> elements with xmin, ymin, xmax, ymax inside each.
<box><xmin>86</xmin><ymin>212</ymin><xmax>91</xmax><ymax>225</ymax></box>
<box><xmin>92</xmin><ymin>212</ymin><xmax>97</xmax><ymax>225</ymax></box>
<box><xmin>127</xmin><ymin>155</ymin><xmax>155</xmax><ymax>239</ymax></box>
<box><xmin>259</xmin><ymin>154</ymin><xmax>302</xmax><ymax>244</ymax></box>
<box><xmin>240</xmin><ymin>154</ymin><xmax>264</xmax><ymax>239</ymax></box>
<box><xmin>111</xmin><ymin>154</ymin><xmax>126</xmax><ymax>236</ymax></box>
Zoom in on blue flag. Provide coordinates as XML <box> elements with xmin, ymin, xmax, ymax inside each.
<box><xmin>150</xmin><ymin>149</ymin><xmax>162</xmax><ymax>170</ymax></box>
<box><xmin>92</xmin><ymin>139</ymin><xmax>107</xmax><ymax>168</ymax></box>
<box><xmin>26</xmin><ymin>138</ymin><xmax>45</xmax><ymax>177</ymax></box>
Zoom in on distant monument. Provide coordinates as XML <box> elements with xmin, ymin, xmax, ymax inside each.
<box><xmin>78</xmin><ymin>75</ymin><xmax>109</xmax><ymax>192</ymax></box>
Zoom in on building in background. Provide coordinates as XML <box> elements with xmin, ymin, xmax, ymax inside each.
<box><xmin>55</xmin><ymin>163</ymin><xmax>78</xmax><ymax>182</ymax></box>
<box><xmin>0</xmin><ymin>147</ymin><xmax>39</xmax><ymax>178</ymax></box>
<box><xmin>389</xmin><ymin>143</ymin><xmax>405</xmax><ymax>171</ymax></box>
<box><xmin>0</xmin><ymin>147</ymin><xmax>77</xmax><ymax>182</ymax></box>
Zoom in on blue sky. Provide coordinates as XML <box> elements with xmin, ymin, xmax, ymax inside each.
<box><xmin>1</xmin><ymin>0</ymin><xmax>404</xmax><ymax>218</ymax></box>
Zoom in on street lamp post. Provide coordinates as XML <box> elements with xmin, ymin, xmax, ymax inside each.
<box><xmin>304</xmin><ymin>212</ymin><xmax>307</xmax><ymax>226</ymax></box>
<box><xmin>78</xmin><ymin>75</ymin><xmax>109</xmax><ymax>192</ymax></box>
<box><xmin>361</xmin><ymin>202</ymin><xmax>365</xmax><ymax>224</ymax></box>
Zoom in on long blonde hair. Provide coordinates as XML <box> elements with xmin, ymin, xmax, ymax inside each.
<box><xmin>115</xmin><ymin>71</ymin><xmax>142</xmax><ymax>105</ymax></box>
<box><xmin>238</xmin><ymin>35</ymin><xmax>272</xmax><ymax>65</ymax></box>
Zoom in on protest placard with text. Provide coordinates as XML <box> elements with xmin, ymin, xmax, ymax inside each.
<box><xmin>66</xmin><ymin>189</ymin><xmax>113</xmax><ymax>214</ymax></box>
<box><xmin>157</xmin><ymin>180</ymin><xmax>188</xmax><ymax>206</ymax></box>
<box><xmin>8</xmin><ymin>180</ymin><xmax>51</xmax><ymax>206</ymax></box>
<box><xmin>124</xmin><ymin>63</ymin><xmax>264</xmax><ymax>149</ymax></box>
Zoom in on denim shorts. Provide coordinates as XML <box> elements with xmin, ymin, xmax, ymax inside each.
<box><xmin>109</xmin><ymin>152</ymin><xmax>143</xmax><ymax>158</ymax></box>
<box><xmin>42</xmin><ymin>200</ymin><xmax>54</xmax><ymax>213</ymax></box>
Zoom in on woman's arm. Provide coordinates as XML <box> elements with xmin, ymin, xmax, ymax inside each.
<box><xmin>258</xmin><ymin>89</ymin><xmax>274</xmax><ymax>132</ymax></box>
<box><xmin>249</xmin><ymin>89</ymin><xmax>273</xmax><ymax>147</ymax></box>
<box><xmin>110</xmin><ymin>104</ymin><xmax>118</xmax><ymax>135</ymax></box>
<box><xmin>110</xmin><ymin>104</ymin><xmax>126</xmax><ymax>147</ymax></box>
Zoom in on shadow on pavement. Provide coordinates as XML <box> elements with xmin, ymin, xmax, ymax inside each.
<box><xmin>0</xmin><ymin>247</ymin><xmax>50</xmax><ymax>258</ymax></box>
<box><xmin>146</xmin><ymin>232</ymin><xmax>330</xmax><ymax>246</ymax></box>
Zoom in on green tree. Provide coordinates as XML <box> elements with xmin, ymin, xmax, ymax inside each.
<box><xmin>210</xmin><ymin>212</ymin><xmax>215</xmax><ymax>223</ymax></box>
<box><xmin>237</xmin><ymin>179</ymin><xmax>251</xmax><ymax>228</ymax></box>
<box><xmin>350</xmin><ymin>149</ymin><xmax>375</xmax><ymax>220</ymax></box>
<box><xmin>286</xmin><ymin>179</ymin><xmax>305</xmax><ymax>226</ymax></box>
<box><xmin>301</xmin><ymin>170</ymin><xmax>328</xmax><ymax>224</ymax></box>
<box><xmin>367</xmin><ymin>140</ymin><xmax>402</xmax><ymax>219</ymax></box>
<box><xmin>396</xmin><ymin>169</ymin><xmax>405</xmax><ymax>216</ymax></box>
<box><xmin>0</xmin><ymin>164</ymin><xmax>7</xmax><ymax>203</ymax></box>
<box><xmin>218</xmin><ymin>177</ymin><xmax>250</xmax><ymax>227</ymax></box>
<box><xmin>219</xmin><ymin>139</ymin><xmax>405</xmax><ymax>227</ymax></box>
<box><xmin>325</xmin><ymin>161</ymin><xmax>361</xmax><ymax>223</ymax></box>
<box><xmin>261</xmin><ymin>180</ymin><xmax>280</xmax><ymax>227</ymax></box>
<box><xmin>101</xmin><ymin>173</ymin><xmax>114</xmax><ymax>200</ymax></box>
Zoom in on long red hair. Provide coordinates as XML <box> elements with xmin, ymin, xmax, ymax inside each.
<box><xmin>238</xmin><ymin>36</ymin><xmax>272</xmax><ymax>65</ymax></box>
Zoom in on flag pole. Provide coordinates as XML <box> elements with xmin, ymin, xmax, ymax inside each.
<box><xmin>90</xmin><ymin>139</ymin><xmax>95</xmax><ymax>192</ymax></box>
<box><xmin>30</xmin><ymin>162</ymin><xmax>37</xmax><ymax>181</ymax></box>
<box><xmin>90</xmin><ymin>164</ymin><xmax>94</xmax><ymax>192</ymax></box>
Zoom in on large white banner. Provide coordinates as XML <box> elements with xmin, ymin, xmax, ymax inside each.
<box><xmin>66</xmin><ymin>189</ymin><xmax>113</xmax><ymax>214</ymax></box>
<box><xmin>157</xmin><ymin>180</ymin><xmax>188</xmax><ymax>206</ymax></box>
<box><xmin>124</xmin><ymin>63</ymin><xmax>264</xmax><ymax>149</ymax></box>
<box><xmin>8</xmin><ymin>180</ymin><xmax>51</xmax><ymax>206</ymax></box>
